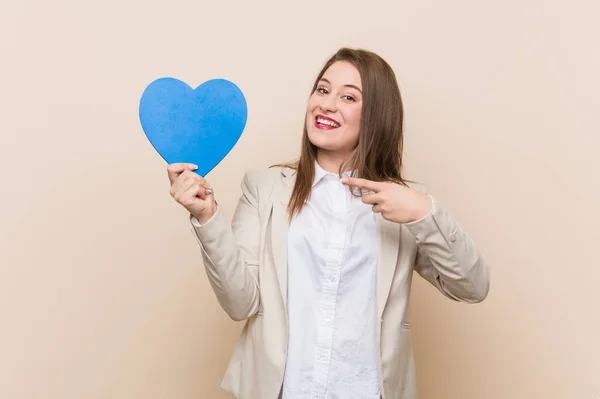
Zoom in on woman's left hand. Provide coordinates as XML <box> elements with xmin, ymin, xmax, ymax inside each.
<box><xmin>341</xmin><ymin>177</ymin><xmax>433</xmax><ymax>224</ymax></box>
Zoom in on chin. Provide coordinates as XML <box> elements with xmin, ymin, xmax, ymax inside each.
<box><xmin>307</xmin><ymin>128</ymin><xmax>340</xmax><ymax>151</ymax></box>
<box><xmin>306</xmin><ymin>117</ymin><xmax>357</xmax><ymax>154</ymax></box>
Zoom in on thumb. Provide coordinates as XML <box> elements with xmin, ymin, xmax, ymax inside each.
<box><xmin>167</xmin><ymin>163</ymin><xmax>198</xmax><ymax>183</ymax></box>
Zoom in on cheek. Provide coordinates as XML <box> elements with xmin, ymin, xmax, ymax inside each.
<box><xmin>342</xmin><ymin>107</ymin><xmax>362</xmax><ymax>132</ymax></box>
<box><xmin>344</xmin><ymin>108</ymin><xmax>362</xmax><ymax>145</ymax></box>
<box><xmin>306</xmin><ymin>94</ymin><xmax>319</xmax><ymax>112</ymax></box>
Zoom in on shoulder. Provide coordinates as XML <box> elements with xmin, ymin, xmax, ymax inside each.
<box><xmin>405</xmin><ymin>180</ymin><xmax>429</xmax><ymax>195</ymax></box>
<box><xmin>243</xmin><ymin>165</ymin><xmax>290</xmax><ymax>185</ymax></box>
<box><xmin>241</xmin><ymin>164</ymin><xmax>295</xmax><ymax>193</ymax></box>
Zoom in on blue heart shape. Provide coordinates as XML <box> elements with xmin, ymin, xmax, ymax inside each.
<box><xmin>139</xmin><ymin>77</ymin><xmax>248</xmax><ymax>176</ymax></box>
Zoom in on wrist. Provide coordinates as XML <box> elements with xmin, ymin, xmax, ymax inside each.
<box><xmin>194</xmin><ymin>207</ymin><xmax>217</xmax><ymax>225</ymax></box>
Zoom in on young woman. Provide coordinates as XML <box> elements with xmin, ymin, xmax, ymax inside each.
<box><xmin>167</xmin><ymin>48</ymin><xmax>490</xmax><ymax>399</ymax></box>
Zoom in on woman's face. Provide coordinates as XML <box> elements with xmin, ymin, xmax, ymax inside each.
<box><xmin>305</xmin><ymin>61</ymin><xmax>363</xmax><ymax>156</ymax></box>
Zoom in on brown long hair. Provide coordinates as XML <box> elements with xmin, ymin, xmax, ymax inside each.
<box><xmin>274</xmin><ymin>47</ymin><xmax>408</xmax><ymax>220</ymax></box>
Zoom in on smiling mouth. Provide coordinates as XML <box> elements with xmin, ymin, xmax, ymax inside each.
<box><xmin>315</xmin><ymin>116</ymin><xmax>341</xmax><ymax>129</ymax></box>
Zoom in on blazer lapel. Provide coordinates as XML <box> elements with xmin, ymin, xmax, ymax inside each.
<box><xmin>270</xmin><ymin>167</ymin><xmax>294</xmax><ymax>312</ymax></box>
<box><xmin>376</xmin><ymin>214</ymin><xmax>400</xmax><ymax>319</ymax></box>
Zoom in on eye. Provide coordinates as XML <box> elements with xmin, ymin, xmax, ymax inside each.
<box><xmin>316</xmin><ymin>87</ymin><xmax>329</xmax><ymax>95</ymax></box>
<box><xmin>342</xmin><ymin>95</ymin><xmax>356</xmax><ymax>102</ymax></box>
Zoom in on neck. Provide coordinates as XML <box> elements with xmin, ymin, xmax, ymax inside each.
<box><xmin>316</xmin><ymin>149</ymin><xmax>353</xmax><ymax>174</ymax></box>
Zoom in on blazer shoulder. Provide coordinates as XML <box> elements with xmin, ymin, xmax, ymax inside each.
<box><xmin>406</xmin><ymin>180</ymin><xmax>429</xmax><ymax>195</ymax></box>
<box><xmin>243</xmin><ymin>165</ymin><xmax>288</xmax><ymax>187</ymax></box>
<box><xmin>241</xmin><ymin>165</ymin><xmax>293</xmax><ymax>202</ymax></box>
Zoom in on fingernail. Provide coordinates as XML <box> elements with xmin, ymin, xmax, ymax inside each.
<box><xmin>192</xmin><ymin>165</ymin><xmax>198</xmax><ymax>170</ymax></box>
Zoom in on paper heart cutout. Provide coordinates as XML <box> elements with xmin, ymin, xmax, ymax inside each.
<box><xmin>139</xmin><ymin>77</ymin><xmax>248</xmax><ymax>176</ymax></box>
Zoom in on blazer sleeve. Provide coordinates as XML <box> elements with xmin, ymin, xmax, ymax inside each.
<box><xmin>188</xmin><ymin>170</ymin><xmax>262</xmax><ymax>321</ymax></box>
<box><xmin>404</xmin><ymin>196</ymin><xmax>490</xmax><ymax>303</ymax></box>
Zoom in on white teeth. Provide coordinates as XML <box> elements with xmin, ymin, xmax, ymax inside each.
<box><xmin>317</xmin><ymin>117</ymin><xmax>340</xmax><ymax>127</ymax></box>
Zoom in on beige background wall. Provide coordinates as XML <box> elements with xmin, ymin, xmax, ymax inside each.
<box><xmin>1</xmin><ymin>0</ymin><xmax>598</xmax><ymax>398</ymax></box>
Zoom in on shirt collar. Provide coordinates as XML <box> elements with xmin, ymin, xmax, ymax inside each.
<box><xmin>312</xmin><ymin>160</ymin><xmax>353</xmax><ymax>187</ymax></box>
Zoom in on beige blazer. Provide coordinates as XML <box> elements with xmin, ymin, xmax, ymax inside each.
<box><xmin>190</xmin><ymin>166</ymin><xmax>490</xmax><ymax>399</ymax></box>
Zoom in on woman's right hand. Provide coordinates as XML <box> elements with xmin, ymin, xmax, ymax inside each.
<box><xmin>167</xmin><ymin>163</ymin><xmax>217</xmax><ymax>224</ymax></box>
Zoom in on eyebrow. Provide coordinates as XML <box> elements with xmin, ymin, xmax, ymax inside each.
<box><xmin>319</xmin><ymin>78</ymin><xmax>362</xmax><ymax>94</ymax></box>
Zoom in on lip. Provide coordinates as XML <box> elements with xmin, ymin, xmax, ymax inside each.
<box><xmin>314</xmin><ymin>114</ymin><xmax>341</xmax><ymax>130</ymax></box>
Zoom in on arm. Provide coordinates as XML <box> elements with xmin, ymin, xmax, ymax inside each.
<box><xmin>188</xmin><ymin>170</ymin><xmax>261</xmax><ymax>321</ymax></box>
<box><xmin>404</xmin><ymin>196</ymin><xmax>490</xmax><ymax>303</ymax></box>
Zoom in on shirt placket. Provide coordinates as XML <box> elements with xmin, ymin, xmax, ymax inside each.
<box><xmin>311</xmin><ymin>180</ymin><xmax>348</xmax><ymax>398</ymax></box>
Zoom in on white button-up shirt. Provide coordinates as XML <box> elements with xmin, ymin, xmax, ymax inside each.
<box><xmin>282</xmin><ymin>161</ymin><xmax>381</xmax><ymax>399</ymax></box>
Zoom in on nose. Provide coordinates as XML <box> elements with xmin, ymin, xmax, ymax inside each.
<box><xmin>320</xmin><ymin>93</ymin><xmax>337</xmax><ymax>113</ymax></box>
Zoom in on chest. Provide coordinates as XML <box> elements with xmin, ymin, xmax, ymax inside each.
<box><xmin>286</xmin><ymin>180</ymin><xmax>379</xmax><ymax>273</ymax></box>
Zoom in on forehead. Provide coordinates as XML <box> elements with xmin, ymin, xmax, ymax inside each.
<box><xmin>321</xmin><ymin>61</ymin><xmax>362</xmax><ymax>88</ymax></box>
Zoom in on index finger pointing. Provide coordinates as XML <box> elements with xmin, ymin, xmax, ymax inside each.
<box><xmin>340</xmin><ymin>177</ymin><xmax>383</xmax><ymax>193</ymax></box>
